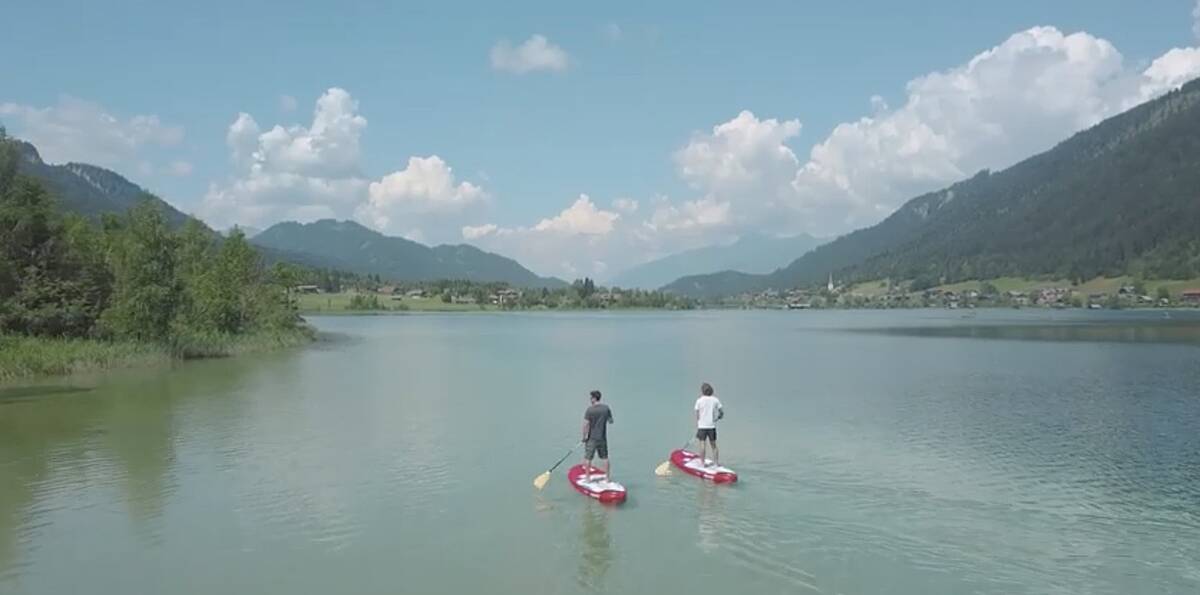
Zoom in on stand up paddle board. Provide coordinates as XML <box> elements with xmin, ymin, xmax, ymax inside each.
<box><xmin>567</xmin><ymin>464</ymin><xmax>627</xmax><ymax>504</ymax></box>
<box><xmin>671</xmin><ymin>449</ymin><xmax>738</xmax><ymax>483</ymax></box>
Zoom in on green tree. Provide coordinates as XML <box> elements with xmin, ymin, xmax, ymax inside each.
<box><xmin>1156</xmin><ymin>286</ymin><xmax>1171</xmax><ymax>302</ymax></box>
<box><xmin>270</xmin><ymin>262</ymin><xmax>304</xmax><ymax>311</ymax></box>
<box><xmin>100</xmin><ymin>200</ymin><xmax>181</xmax><ymax>341</ymax></box>
<box><xmin>0</xmin><ymin>140</ymin><xmax>105</xmax><ymax>337</ymax></box>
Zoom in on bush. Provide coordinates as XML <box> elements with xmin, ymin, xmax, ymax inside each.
<box><xmin>348</xmin><ymin>294</ymin><xmax>384</xmax><ymax>310</ymax></box>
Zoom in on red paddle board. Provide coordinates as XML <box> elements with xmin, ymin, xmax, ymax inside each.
<box><xmin>567</xmin><ymin>464</ymin><xmax>627</xmax><ymax>504</ymax></box>
<box><xmin>671</xmin><ymin>449</ymin><xmax>738</xmax><ymax>483</ymax></box>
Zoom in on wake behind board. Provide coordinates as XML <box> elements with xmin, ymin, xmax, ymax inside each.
<box><xmin>567</xmin><ymin>464</ymin><xmax>627</xmax><ymax>504</ymax></box>
<box><xmin>670</xmin><ymin>449</ymin><xmax>738</xmax><ymax>483</ymax></box>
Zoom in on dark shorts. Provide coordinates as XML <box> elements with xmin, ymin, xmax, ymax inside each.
<box><xmin>696</xmin><ymin>428</ymin><xmax>717</xmax><ymax>443</ymax></box>
<box><xmin>584</xmin><ymin>439</ymin><xmax>608</xmax><ymax>460</ymax></box>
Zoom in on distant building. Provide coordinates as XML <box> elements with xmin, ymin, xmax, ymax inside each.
<box><xmin>295</xmin><ymin>285</ymin><xmax>320</xmax><ymax>294</ymax></box>
<box><xmin>1181</xmin><ymin>290</ymin><xmax>1200</xmax><ymax>304</ymax></box>
<box><xmin>406</xmin><ymin>289</ymin><xmax>426</xmax><ymax>299</ymax></box>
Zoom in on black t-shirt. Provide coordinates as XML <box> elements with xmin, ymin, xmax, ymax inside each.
<box><xmin>584</xmin><ymin>403</ymin><xmax>613</xmax><ymax>442</ymax></box>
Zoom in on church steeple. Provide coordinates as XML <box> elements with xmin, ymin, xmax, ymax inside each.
<box><xmin>827</xmin><ymin>273</ymin><xmax>834</xmax><ymax>292</ymax></box>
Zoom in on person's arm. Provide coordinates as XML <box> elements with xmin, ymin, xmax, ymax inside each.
<box><xmin>581</xmin><ymin>416</ymin><xmax>590</xmax><ymax>442</ymax></box>
<box><xmin>716</xmin><ymin>398</ymin><xmax>724</xmax><ymax>421</ymax></box>
<box><xmin>608</xmin><ymin>409</ymin><xmax>614</xmax><ymax>425</ymax></box>
<box><xmin>695</xmin><ymin>399</ymin><xmax>701</xmax><ymax>424</ymax></box>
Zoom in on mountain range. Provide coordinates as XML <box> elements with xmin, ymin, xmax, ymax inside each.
<box><xmin>665</xmin><ymin>77</ymin><xmax>1200</xmax><ymax>298</ymax></box>
<box><xmin>251</xmin><ymin>220</ymin><xmax>566</xmax><ymax>288</ymax></box>
<box><xmin>609</xmin><ymin>233</ymin><xmax>824</xmax><ymax>289</ymax></box>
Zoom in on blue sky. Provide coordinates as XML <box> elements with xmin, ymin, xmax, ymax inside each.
<box><xmin>3</xmin><ymin>0</ymin><xmax>1199</xmax><ymax>279</ymax></box>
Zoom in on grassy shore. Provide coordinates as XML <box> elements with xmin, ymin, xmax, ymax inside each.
<box><xmin>0</xmin><ymin>327</ymin><xmax>315</xmax><ymax>383</ymax></box>
<box><xmin>298</xmin><ymin>291</ymin><xmax>490</xmax><ymax>314</ymax></box>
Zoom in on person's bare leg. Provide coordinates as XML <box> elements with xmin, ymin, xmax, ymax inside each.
<box><xmin>698</xmin><ymin>439</ymin><xmax>707</xmax><ymax>466</ymax></box>
<box><xmin>712</xmin><ymin>441</ymin><xmax>719</xmax><ymax>467</ymax></box>
<box><xmin>602</xmin><ymin>458</ymin><xmax>610</xmax><ymax>481</ymax></box>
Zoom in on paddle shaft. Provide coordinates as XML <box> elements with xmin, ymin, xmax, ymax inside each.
<box><xmin>547</xmin><ymin>446</ymin><xmax>576</xmax><ymax>473</ymax></box>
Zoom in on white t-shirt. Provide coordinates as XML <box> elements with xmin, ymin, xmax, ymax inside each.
<box><xmin>694</xmin><ymin>395</ymin><xmax>723</xmax><ymax>429</ymax></box>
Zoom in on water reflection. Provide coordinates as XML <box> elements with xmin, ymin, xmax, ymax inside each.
<box><xmin>576</xmin><ymin>503</ymin><xmax>612</xmax><ymax>591</ymax></box>
<box><xmin>0</xmin><ymin>359</ymin><xmax>259</xmax><ymax>577</ymax></box>
<box><xmin>697</xmin><ymin>485</ymin><xmax>724</xmax><ymax>553</ymax></box>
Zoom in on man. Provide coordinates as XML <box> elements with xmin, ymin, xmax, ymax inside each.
<box><xmin>694</xmin><ymin>382</ymin><xmax>723</xmax><ymax>467</ymax></box>
<box><xmin>581</xmin><ymin>390</ymin><xmax>614</xmax><ymax>480</ymax></box>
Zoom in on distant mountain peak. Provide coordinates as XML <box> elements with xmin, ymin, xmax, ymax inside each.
<box><xmin>609</xmin><ymin>232</ymin><xmax>824</xmax><ymax>289</ymax></box>
<box><xmin>12</xmin><ymin>137</ymin><xmax>192</xmax><ymax>228</ymax></box>
<box><xmin>14</xmin><ymin>140</ymin><xmax>43</xmax><ymax>164</ymax></box>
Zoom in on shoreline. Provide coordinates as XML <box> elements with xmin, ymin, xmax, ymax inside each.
<box><xmin>0</xmin><ymin>327</ymin><xmax>315</xmax><ymax>384</ymax></box>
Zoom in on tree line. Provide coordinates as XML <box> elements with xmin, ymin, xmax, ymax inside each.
<box><xmin>0</xmin><ymin>130</ymin><xmax>306</xmax><ymax>353</ymax></box>
<box><xmin>337</xmin><ymin>276</ymin><xmax>695</xmax><ymax>310</ymax></box>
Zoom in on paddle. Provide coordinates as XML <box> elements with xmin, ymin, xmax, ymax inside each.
<box><xmin>533</xmin><ymin>446</ymin><xmax>576</xmax><ymax>490</ymax></box>
<box><xmin>653</xmin><ymin>438</ymin><xmax>692</xmax><ymax>476</ymax></box>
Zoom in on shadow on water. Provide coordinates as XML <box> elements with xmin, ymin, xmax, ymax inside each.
<box><xmin>576</xmin><ymin>503</ymin><xmax>612</xmax><ymax>592</ymax></box>
<box><xmin>845</xmin><ymin>320</ymin><xmax>1200</xmax><ymax>345</ymax></box>
<box><xmin>0</xmin><ymin>385</ymin><xmax>93</xmax><ymax>404</ymax></box>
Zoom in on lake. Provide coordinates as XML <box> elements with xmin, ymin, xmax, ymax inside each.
<box><xmin>3</xmin><ymin>310</ymin><xmax>1200</xmax><ymax>594</ymax></box>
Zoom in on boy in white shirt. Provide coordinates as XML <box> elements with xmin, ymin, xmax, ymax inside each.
<box><xmin>694</xmin><ymin>382</ymin><xmax>724</xmax><ymax>467</ymax></box>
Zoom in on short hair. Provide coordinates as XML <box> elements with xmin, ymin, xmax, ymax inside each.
<box><xmin>590</xmin><ymin>390</ymin><xmax>602</xmax><ymax>401</ymax></box>
<box><xmin>700</xmin><ymin>382</ymin><xmax>714</xmax><ymax>396</ymax></box>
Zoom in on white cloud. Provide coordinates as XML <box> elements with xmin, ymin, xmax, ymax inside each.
<box><xmin>280</xmin><ymin>94</ymin><xmax>298</xmax><ymax>112</ymax></box>
<box><xmin>667</xmin><ymin>26</ymin><xmax>1200</xmax><ymax>238</ymax></box>
<box><xmin>204</xmin><ymin>89</ymin><xmax>484</xmax><ymax>241</ymax></box>
<box><xmin>612</xmin><ymin>198</ymin><xmax>639</xmax><ymax>213</ymax></box>
<box><xmin>460</xmin><ymin>195</ymin><xmax>632</xmax><ymax>279</ymax></box>
<box><xmin>490</xmin><ymin>35</ymin><xmax>569</xmax><ymax>74</ymax></box>
<box><xmin>462</xmin><ymin>223</ymin><xmax>498</xmax><ymax>240</ymax></box>
<box><xmin>674</xmin><ymin>110</ymin><xmax>801</xmax><ymax>231</ymax></box>
<box><xmin>783</xmin><ymin>27</ymin><xmax>1200</xmax><ymax>231</ymax></box>
<box><xmin>201</xmin><ymin>173</ymin><xmax>367</xmax><ymax>228</ymax></box>
<box><xmin>250</xmin><ymin>88</ymin><xmax>366</xmax><ymax>178</ymax></box>
<box><xmin>355</xmin><ymin>155</ymin><xmax>487</xmax><ymax>236</ymax></box>
<box><xmin>168</xmin><ymin>160</ymin><xmax>194</xmax><ymax>176</ymax></box>
<box><xmin>0</xmin><ymin>95</ymin><xmax>183</xmax><ymax>171</ymax></box>
<box><xmin>201</xmin><ymin>88</ymin><xmax>370</xmax><ymax>228</ymax></box>
<box><xmin>1137</xmin><ymin>47</ymin><xmax>1200</xmax><ymax>105</ymax></box>
<box><xmin>645</xmin><ymin>197</ymin><xmax>731</xmax><ymax>234</ymax></box>
<box><xmin>533</xmin><ymin>195</ymin><xmax>618</xmax><ymax>235</ymax></box>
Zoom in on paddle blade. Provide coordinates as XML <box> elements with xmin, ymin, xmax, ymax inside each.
<box><xmin>533</xmin><ymin>471</ymin><xmax>552</xmax><ymax>490</ymax></box>
<box><xmin>654</xmin><ymin>460</ymin><xmax>672</xmax><ymax>476</ymax></box>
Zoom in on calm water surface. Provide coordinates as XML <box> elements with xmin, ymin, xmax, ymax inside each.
<box><xmin>2</xmin><ymin>310</ymin><xmax>1200</xmax><ymax>594</ymax></box>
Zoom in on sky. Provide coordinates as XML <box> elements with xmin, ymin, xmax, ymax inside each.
<box><xmin>2</xmin><ymin>0</ymin><xmax>1200</xmax><ymax>281</ymax></box>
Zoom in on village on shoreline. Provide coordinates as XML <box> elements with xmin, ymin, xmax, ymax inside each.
<box><xmin>728</xmin><ymin>277</ymin><xmax>1200</xmax><ymax>311</ymax></box>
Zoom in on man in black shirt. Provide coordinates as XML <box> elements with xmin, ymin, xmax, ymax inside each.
<box><xmin>581</xmin><ymin>390</ymin><xmax>614</xmax><ymax>480</ymax></box>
